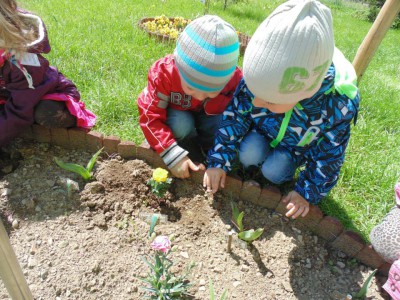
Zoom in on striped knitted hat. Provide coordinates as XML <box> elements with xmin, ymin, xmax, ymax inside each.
<box><xmin>174</xmin><ymin>15</ymin><xmax>239</xmax><ymax>93</ymax></box>
<box><xmin>243</xmin><ymin>0</ymin><xmax>334</xmax><ymax>104</ymax></box>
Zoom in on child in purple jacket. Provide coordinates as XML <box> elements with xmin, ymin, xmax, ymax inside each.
<box><xmin>0</xmin><ymin>0</ymin><xmax>96</xmax><ymax>148</ymax></box>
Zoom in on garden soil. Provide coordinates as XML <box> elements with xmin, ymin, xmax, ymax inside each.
<box><xmin>0</xmin><ymin>139</ymin><xmax>391</xmax><ymax>300</ymax></box>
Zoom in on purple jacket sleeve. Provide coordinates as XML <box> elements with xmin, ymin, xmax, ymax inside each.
<box><xmin>0</xmin><ymin>58</ymin><xmax>59</xmax><ymax>146</ymax></box>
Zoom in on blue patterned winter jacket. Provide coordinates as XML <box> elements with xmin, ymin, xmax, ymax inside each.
<box><xmin>207</xmin><ymin>63</ymin><xmax>360</xmax><ymax>204</ymax></box>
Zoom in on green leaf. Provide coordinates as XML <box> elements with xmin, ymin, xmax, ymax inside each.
<box><xmin>220</xmin><ymin>289</ymin><xmax>228</xmax><ymax>300</ymax></box>
<box><xmin>238</xmin><ymin>228</ymin><xmax>264</xmax><ymax>242</ymax></box>
<box><xmin>237</xmin><ymin>212</ymin><xmax>244</xmax><ymax>232</ymax></box>
<box><xmin>231</xmin><ymin>202</ymin><xmax>244</xmax><ymax>232</ymax></box>
<box><xmin>353</xmin><ymin>269</ymin><xmax>377</xmax><ymax>299</ymax></box>
<box><xmin>86</xmin><ymin>147</ymin><xmax>103</xmax><ymax>172</ymax></box>
<box><xmin>209</xmin><ymin>279</ymin><xmax>215</xmax><ymax>300</ymax></box>
<box><xmin>54</xmin><ymin>157</ymin><xmax>91</xmax><ymax>180</ymax></box>
<box><xmin>231</xmin><ymin>201</ymin><xmax>240</xmax><ymax>221</ymax></box>
<box><xmin>148</xmin><ymin>214</ymin><xmax>159</xmax><ymax>237</ymax></box>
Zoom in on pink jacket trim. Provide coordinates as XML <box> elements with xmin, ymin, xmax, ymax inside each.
<box><xmin>42</xmin><ymin>93</ymin><xmax>96</xmax><ymax>128</ymax></box>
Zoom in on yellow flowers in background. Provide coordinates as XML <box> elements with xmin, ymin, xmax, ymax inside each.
<box><xmin>142</xmin><ymin>15</ymin><xmax>191</xmax><ymax>40</ymax></box>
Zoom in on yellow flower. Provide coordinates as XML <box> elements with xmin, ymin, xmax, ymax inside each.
<box><xmin>152</xmin><ymin>168</ymin><xmax>169</xmax><ymax>183</ymax></box>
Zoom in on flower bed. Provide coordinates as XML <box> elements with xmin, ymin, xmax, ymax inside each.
<box><xmin>138</xmin><ymin>15</ymin><xmax>251</xmax><ymax>54</ymax></box>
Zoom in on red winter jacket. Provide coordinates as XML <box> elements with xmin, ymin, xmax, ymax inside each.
<box><xmin>137</xmin><ymin>54</ymin><xmax>242</xmax><ymax>168</ymax></box>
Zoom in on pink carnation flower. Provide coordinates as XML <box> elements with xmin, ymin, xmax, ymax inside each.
<box><xmin>395</xmin><ymin>183</ymin><xmax>400</xmax><ymax>206</ymax></box>
<box><xmin>151</xmin><ymin>236</ymin><xmax>171</xmax><ymax>254</ymax></box>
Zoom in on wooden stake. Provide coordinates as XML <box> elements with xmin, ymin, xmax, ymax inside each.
<box><xmin>0</xmin><ymin>219</ymin><xmax>33</xmax><ymax>299</ymax></box>
<box><xmin>352</xmin><ymin>0</ymin><xmax>400</xmax><ymax>82</ymax></box>
<box><xmin>226</xmin><ymin>231</ymin><xmax>233</xmax><ymax>253</ymax></box>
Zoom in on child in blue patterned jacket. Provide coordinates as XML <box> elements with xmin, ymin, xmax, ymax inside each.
<box><xmin>203</xmin><ymin>0</ymin><xmax>360</xmax><ymax>219</ymax></box>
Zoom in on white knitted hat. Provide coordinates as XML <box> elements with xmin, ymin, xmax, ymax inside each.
<box><xmin>243</xmin><ymin>0</ymin><xmax>334</xmax><ymax>104</ymax></box>
<box><xmin>174</xmin><ymin>15</ymin><xmax>239</xmax><ymax>93</ymax></box>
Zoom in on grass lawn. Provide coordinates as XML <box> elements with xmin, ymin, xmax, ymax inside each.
<box><xmin>21</xmin><ymin>0</ymin><xmax>400</xmax><ymax>241</ymax></box>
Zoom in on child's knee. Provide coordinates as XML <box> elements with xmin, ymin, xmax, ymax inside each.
<box><xmin>239</xmin><ymin>131</ymin><xmax>268</xmax><ymax>167</ymax></box>
<box><xmin>370</xmin><ymin>206</ymin><xmax>400</xmax><ymax>263</ymax></box>
<box><xmin>171</xmin><ymin>124</ymin><xmax>196</xmax><ymax>141</ymax></box>
<box><xmin>34</xmin><ymin>101</ymin><xmax>76</xmax><ymax>128</ymax></box>
<box><xmin>261</xmin><ymin>166</ymin><xmax>292</xmax><ymax>184</ymax></box>
<box><xmin>166</xmin><ymin>110</ymin><xmax>196</xmax><ymax>140</ymax></box>
<box><xmin>239</xmin><ymin>147</ymin><xmax>265</xmax><ymax>168</ymax></box>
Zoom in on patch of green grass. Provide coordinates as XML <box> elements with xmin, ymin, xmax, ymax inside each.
<box><xmin>21</xmin><ymin>0</ymin><xmax>400</xmax><ymax>241</ymax></box>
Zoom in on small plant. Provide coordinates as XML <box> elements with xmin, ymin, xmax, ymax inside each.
<box><xmin>231</xmin><ymin>201</ymin><xmax>264</xmax><ymax>243</ymax></box>
<box><xmin>139</xmin><ymin>235</ymin><xmax>195</xmax><ymax>299</ymax></box>
<box><xmin>352</xmin><ymin>269</ymin><xmax>377</xmax><ymax>300</ymax></box>
<box><xmin>209</xmin><ymin>278</ymin><xmax>228</xmax><ymax>300</ymax></box>
<box><xmin>114</xmin><ymin>216</ymin><xmax>135</xmax><ymax>230</ymax></box>
<box><xmin>54</xmin><ymin>148</ymin><xmax>103</xmax><ymax>181</ymax></box>
<box><xmin>148</xmin><ymin>214</ymin><xmax>159</xmax><ymax>238</ymax></box>
<box><xmin>148</xmin><ymin>168</ymin><xmax>172</xmax><ymax>198</ymax></box>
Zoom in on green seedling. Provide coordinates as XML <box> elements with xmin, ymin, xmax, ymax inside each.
<box><xmin>353</xmin><ymin>269</ymin><xmax>377</xmax><ymax>299</ymax></box>
<box><xmin>148</xmin><ymin>214</ymin><xmax>159</xmax><ymax>238</ymax></box>
<box><xmin>231</xmin><ymin>201</ymin><xmax>264</xmax><ymax>243</ymax></box>
<box><xmin>209</xmin><ymin>278</ymin><xmax>228</xmax><ymax>300</ymax></box>
<box><xmin>54</xmin><ymin>147</ymin><xmax>103</xmax><ymax>181</ymax></box>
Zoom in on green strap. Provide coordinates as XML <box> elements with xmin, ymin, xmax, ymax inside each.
<box><xmin>332</xmin><ymin>48</ymin><xmax>358</xmax><ymax>100</ymax></box>
<box><xmin>270</xmin><ymin>108</ymin><xmax>293</xmax><ymax>148</ymax></box>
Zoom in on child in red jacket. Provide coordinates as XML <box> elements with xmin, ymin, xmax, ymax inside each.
<box><xmin>0</xmin><ymin>0</ymin><xmax>96</xmax><ymax>148</ymax></box>
<box><xmin>137</xmin><ymin>15</ymin><xmax>242</xmax><ymax>179</ymax></box>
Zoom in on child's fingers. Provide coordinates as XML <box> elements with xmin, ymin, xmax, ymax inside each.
<box><xmin>188</xmin><ymin>160</ymin><xmax>199</xmax><ymax>172</ymax></box>
<box><xmin>220</xmin><ymin>172</ymin><xmax>226</xmax><ymax>189</ymax></box>
<box><xmin>282</xmin><ymin>192</ymin><xmax>292</xmax><ymax>203</ymax></box>
<box><xmin>211</xmin><ymin>176</ymin><xmax>220</xmax><ymax>194</ymax></box>
<box><xmin>204</xmin><ymin>174</ymin><xmax>212</xmax><ymax>192</ymax></box>
<box><xmin>290</xmin><ymin>206</ymin><xmax>305</xmax><ymax>219</ymax></box>
<box><xmin>301</xmin><ymin>206</ymin><xmax>310</xmax><ymax>217</ymax></box>
<box><xmin>285</xmin><ymin>206</ymin><xmax>296</xmax><ymax>218</ymax></box>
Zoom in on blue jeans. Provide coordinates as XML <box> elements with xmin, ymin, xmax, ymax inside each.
<box><xmin>239</xmin><ymin>130</ymin><xmax>298</xmax><ymax>184</ymax></box>
<box><xmin>166</xmin><ymin>108</ymin><xmax>221</xmax><ymax>151</ymax></box>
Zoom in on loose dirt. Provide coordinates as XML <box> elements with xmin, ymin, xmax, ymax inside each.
<box><xmin>0</xmin><ymin>139</ymin><xmax>390</xmax><ymax>300</ymax></box>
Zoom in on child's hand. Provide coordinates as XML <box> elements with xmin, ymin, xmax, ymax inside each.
<box><xmin>203</xmin><ymin>168</ymin><xmax>226</xmax><ymax>194</ymax></box>
<box><xmin>282</xmin><ymin>191</ymin><xmax>310</xmax><ymax>219</ymax></box>
<box><xmin>170</xmin><ymin>156</ymin><xmax>200</xmax><ymax>179</ymax></box>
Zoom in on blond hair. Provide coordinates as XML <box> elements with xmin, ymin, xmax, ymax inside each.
<box><xmin>0</xmin><ymin>0</ymin><xmax>37</xmax><ymax>55</ymax></box>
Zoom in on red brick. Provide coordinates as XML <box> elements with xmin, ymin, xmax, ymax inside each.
<box><xmin>223</xmin><ymin>174</ymin><xmax>243</xmax><ymax>199</ymax></box>
<box><xmin>293</xmin><ymin>204</ymin><xmax>324</xmax><ymax>232</ymax></box>
<box><xmin>152</xmin><ymin>155</ymin><xmax>168</xmax><ymax>169</ymax></box>
<box><xmin>240</xmin><ymin>180</ymin><xmax>261</xmax><ymax>205</ymax></box>
<box><xmin>330</xmin><ymin>230</ymin><xmax>365</xmax><ymax>258</ymax></box>
<box><xmin>378</xmin><ymin>262</ymin><xmax>391</xmax><ymax>276</ymax></box>
<box><xmin>50</xmin><ymin>128</ymin><xmax>70</xmax><ymax>148</ymax></box>
<box><xmin>356</xmin><ymin>244</ymin><xmax>386</xmax><ymax>269</ymax></box>
<box><xmin>314</xmin><ymin>216</ymin><xmax>344</xmax><ymax>242</ymax></box>
<box><xmin>32</xmin><ymin>124</ymin><xmax>51</xmax><ymax>143</ymax></box>
<box><xmin>19</xmin><ymin>125</ymin><xmax>34</xmax><ymax>140</ymax></box>
<box><xmin>256</xmin><ymin>186</ymin><xmax>282</xmax><ymax>210</ymax></box>
<box><xmin>136</xmin><ymin>142</ymin><xmax>158</xmax><ymax>165</ymax></box>
<box><xmin>68</xmin><ymin>128</ymin><xmax>88</xmax><ymax>149</ymax></box>
<box><xmin>117</xmin><ymin>141</ymin><xmax>136</xmax><ymax>159</ymax></box>
<box><xmin>86</xmin><ymin>131</ymin><xmax>103</xmax><ymax>152</ymax></box>
<box><xmin>275</xmin><ymin>198</ymin><xmax>288</xmax><ymax>216</ymax></box>
<box><xmin>103</xmin><ymin>136</ymin><xmax>121</xmax><ymax>154</ymax></box>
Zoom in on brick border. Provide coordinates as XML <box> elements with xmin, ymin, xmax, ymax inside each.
<box><xmin>23</xmin><ymin>125</ymin><xmax>387</xmax><ymax>273</ymax></box>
